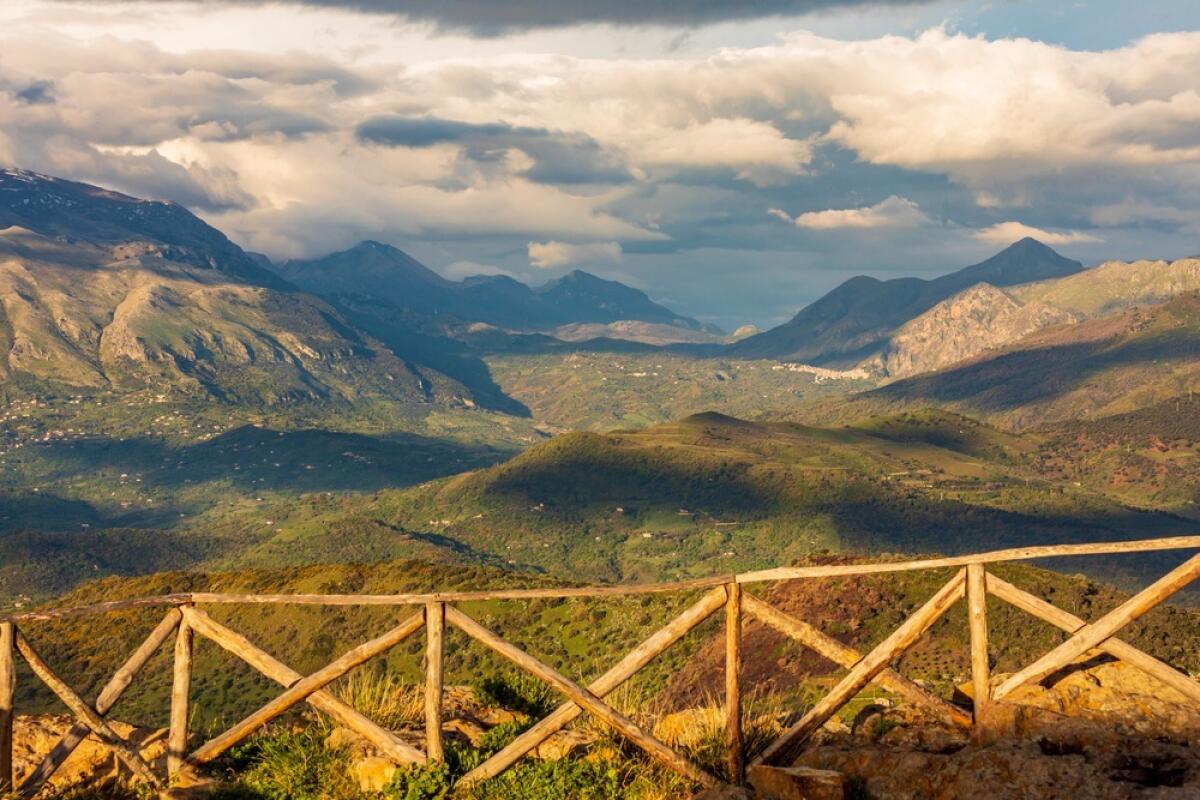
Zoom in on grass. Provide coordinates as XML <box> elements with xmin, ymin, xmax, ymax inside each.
<box><xmin>332</xmin><ymin>668</ymin><xmax>425</xmax><ymax>730</ymax></box>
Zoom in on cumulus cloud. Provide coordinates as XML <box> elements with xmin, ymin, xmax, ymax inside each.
<box><xmin>528</xmin><ymin>240</ymin><xmax>623</xmax><ymax>269</ymax></box>
<box><xmin>356</xmin><ymin>115</ymin><xmax>631</xmax><ymax>184</ymax></box>
<box><xmin>771</xmin><ymin>195</ymin><xmax>929</xmax><ymax>229</ymax></box>
<box><xmin>4</xmin><ymin>12</ymin><xmax>1200</xmax><ymax>324</ymax></box>
<box><xmin>972</xmin><ymin>221</ymin><xmax>1101</xmax><ymax>246</ymax></box>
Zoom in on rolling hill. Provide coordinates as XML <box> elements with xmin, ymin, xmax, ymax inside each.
<box><xmin>167</xmin><ymin>410</ymin><xmax>1197</xmax><ymax>596</ymax></box>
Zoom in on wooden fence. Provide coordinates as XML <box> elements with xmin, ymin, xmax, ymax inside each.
<box><xmin>3</xmin><ymin>535</ymin><xmax>1200</xmax><ymax>796</ymax></box>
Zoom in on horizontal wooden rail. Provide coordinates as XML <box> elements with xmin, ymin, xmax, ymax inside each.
<box><xmin>8</xmin><ymin>536</ymin><xmax>1200</xmax><ymax>625</ymax></box>
<box><xmin>737</xmin><ymin>535</ymin><xmax>1200</xmax><ymax>583</ymax></box>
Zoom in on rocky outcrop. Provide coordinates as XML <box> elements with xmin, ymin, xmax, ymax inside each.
<box><xmin>794</xmin><ymin>660</ymin><xmax>1200</xmax><ymax>799</ymax></box>
<box><xmin>9</xmin><ymin>714</ymin><xmax>167</xmax><ymax>793</ymax></box>
<box><xmin>870</xmin><ymin>283</ymin><xmax>1079</xmax><ymax>378</ymax></box>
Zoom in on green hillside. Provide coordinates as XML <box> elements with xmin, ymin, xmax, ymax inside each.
<box><xmin>0</xmin><ymin>391</ymin><xmax>548</xmax><ymax>606</ymax></box>
<box><xmin>483</xmin><ymin>351</ymin><xmax>875</xmax><ymax>432</ymax></box>
<box><xmin>179</xmin><ymin>410</ymin><xmax>1196</xmax><ymax>594</ymax></box>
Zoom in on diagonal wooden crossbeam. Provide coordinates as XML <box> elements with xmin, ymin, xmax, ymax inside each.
<box><xmin>19</xmin><ymin>609</ymin><xmax>181</xmax><ymax>796</ymax></box>
<box><xmin>181</xmin><ymin>607</ymin><xmax>426</xmax><ymax>765</ymax></box>
<box><xmin>755</xmin><ymin>569</ymin><xmax>967</xmax><ymax>767</ymax></box>
<box><xmin>446</xmin><ymin>605</ymin><xmax>720</xmax><ymax>789</ymax></box>
<box><xmin>986</xmin><ymin>574</ymin><xmax>1200</xmax><ymax>705</ymax></box>
<box><xmin>459</xmin><ymin>586</ymin><xmax>729</xmax><ymax>786</ymax></box>
<box><xmin>13</xmin><ymin>631</ymin><xmax>162</xmax><ymax>790</ymax></box>
<box><xmin>993</xmin><ymin>553</ymin><xmax>1200</xmax><ymax>702</ymax></box>
<box><xmin>188</xmin><ymin>609</ymin><xmax>426</xmax><ymax>766</ymax></box>
<box><xmin>741</xmin><ymin>594</ymin><xmax>972</xmax><ymax>730</ymax></box>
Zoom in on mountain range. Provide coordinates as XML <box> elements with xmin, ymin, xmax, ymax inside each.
<box><xmin>275</xmin><ymin>240</ymin><xmax>721</xmax><ymax>339</ymax></box>
<box><xmin>0</xmin><ymin>170</ymin><xmax>715</xmax><ymax>409</ymax></box>
<box><xmin>0</xmin><ymin>170</ymin><xmax>468</xmax><ymax>405</ymax></box>
<box><xmin>728</xmin><ymin>237</ymin><xmax>1084</xmax><ymax>365</ymax></box>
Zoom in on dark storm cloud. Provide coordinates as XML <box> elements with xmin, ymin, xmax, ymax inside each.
<box><xmin>71</xmin><ymin>0</ymin><xmax>932</xmax><ymax>34</ymax></box>
<box><xmin>357</xmin><ymin>116</ymin><xmax>633</xmax><ymax>184</ymax></box>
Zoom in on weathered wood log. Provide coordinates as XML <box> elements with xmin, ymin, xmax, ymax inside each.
<box><xmin>966</xmin><ymin>563</ymin><xmax>990</xmax><ymax>726</ymax></box>
<box><xmin>0</xmin><ymin>622</ymin><xmax>14</xmax><ymax>794</ymax></box>
<box><xmin>187</xmin><ymin>609</ymin><xmax>425</xmax><ymax>766</ymax></box>
<box><xmin>460</xmin><ymin>587</ymin><xmax>727</xmax><ymax>786</ymax></box>
<box><xmin>446</xmin><ymin>605</ymin><xmax>718</xmax><ymax>788</ymax></box>
<box><xmin>741</xmin><ymin>595</ymin><xmax>971</xmax><ymax>729</ymax></box>
<box><xmin>168</xmin><ymin>614</ymin><xmax>194</xmax><ymax>777</ymax></box>
<box><xmin>21</xmin><ymin>609</ymin><xmax>181</xmax><ymax>795</ymax></box>
<box><xmin>180</xmin><ymin>607</ymin><xmax>425</xmax><ymax>765</ymax></box>
<box><xmin>6</xmin><ymin>536</ymin><xmax>1200</xmax><ymax>627</ymax></box>
<box><xmin>425</xmin><ymin>602</ymin><xmax>445</xmax><ymax>763</ymax></box>
<box><xmin>3</xmin><ymin>595</ymin><xmax>193</xmax><ymax>624</ymax></box>
<box><xmin>725</xmin><ymin>582</ymin><xmax>744</xmax><ymax>784</ymax></box>
<box><xmin>993</xmin><ymin>553</ymin><xmax>1200</xmax><ymax>702</ymax></box>
<box><xmin>185</xmin><ymin>576</ymin><xmax>729</xmax><ymax>607</ymax></box>
<box><xmin>987</xmin><ymin>573</ymin><xmax>1200</xmax><ymax>705</ymax></box>
<box><xmin>755</xmin><ymin>570</ymin><xmax>966</xmax><ymax>766</ymax></box>
<box><xmin>13</xmin><ymin>631</ymin><xmax>161</xmax><ymax>789</ymax></box>
<box><xmin>737</xmin><ymin>536</ymin><xmax>1200</xmax><ymax>584</ymax></box>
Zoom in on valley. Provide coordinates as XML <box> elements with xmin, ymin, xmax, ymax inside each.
<box><xmin>3</xmin><ymin>170</ymin><xmax>1200</xmax><ymax>619</ymax></box>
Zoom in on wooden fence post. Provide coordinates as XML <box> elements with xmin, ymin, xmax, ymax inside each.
<box><xmin>1</xmin><ymin>621</ymin><xmax>14</xmax><ymax>794</ymax></box>
<box><xmin>169</xmin><ymin>608</ymin><xmax>194</xmax><ymax>779</ymax></box>
<box><xmin>725</xmin><ymin>582</ymin><xmax>744</xmax><ymax>784</ymax></box>
<box><xmin>966</xmin><ymin>563</ymin><xmax>990</xmax><ymax>733</ymax></box>
<box><xmin>425</xmin><ymin>602</ymin><xmax>445</xmax><ymax>763</ymax></box>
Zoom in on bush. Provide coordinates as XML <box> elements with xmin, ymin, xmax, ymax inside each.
<box><xmin>382</xmin><ymin>762</ymin><xmax>452</xmax><ymax>800</ymax></box>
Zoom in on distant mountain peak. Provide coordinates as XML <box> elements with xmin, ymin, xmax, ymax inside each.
<box><xmin>729</xmin><ymin>239</ymin><xmax>1083</xmax><ymax>364</ymax></box>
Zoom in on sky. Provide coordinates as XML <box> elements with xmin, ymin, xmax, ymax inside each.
<box><xmin>1</xmin><ymin>1</ymin><xmax>1199</xmax><ymax>330</ymax></box>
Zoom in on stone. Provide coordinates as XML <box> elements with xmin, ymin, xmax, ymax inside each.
<box><xmin>534</xmin><ymin>728</ymin><xmax>596</xmax><ymax>761</ymax></box>
<box><xmin>350</xmin><ymin>755</ymin><xmax>401</xmax><ymax>793</ymax></box>
<box><xmin>443</xmin><ymin>717</ymin><xmax>488</xmax><ymax>746</ymax></box>
<box><xmin>747</xmin><ymin>764</ymin><xmax>846</xmax><ymax>800</ymax></box>
<box><xmin>10</xmin><ymin>714</ymin><xmax>167</xmax><ymax>794</ymax></box>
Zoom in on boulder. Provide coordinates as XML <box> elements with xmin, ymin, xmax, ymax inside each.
<box><xmin>747</xmin><ymin>764</ymin><xmax>846</xmax><ymax>800</ymax></box>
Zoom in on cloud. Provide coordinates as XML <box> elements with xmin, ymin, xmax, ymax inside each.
<box><xmin>62</xmin><ymin>1</ymin><xmax>933</xmax><ymax>35</ymax></box>
<box><xmin>972</xmin><ymin>221</ymin><xmax>1101</xmax><ymax>246</ymax></box>
<box><xmin>771</xmin><ymin>195</ymin><xmax>929</xmax><ymax>229</ymax></box>
<box><xmin>528</xmin><ymin>240</ymin><xmax>623</xmax><ymax>269</ymax></box>
<box><xmin>441</xmin><ymin>260</ymin><xmax>517</xmax><ymax>280</ymax></box>
<box><xmin>356</xmin><ymin>115</ymin><xmax>631</xmax><ymax>184</ymax></box>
